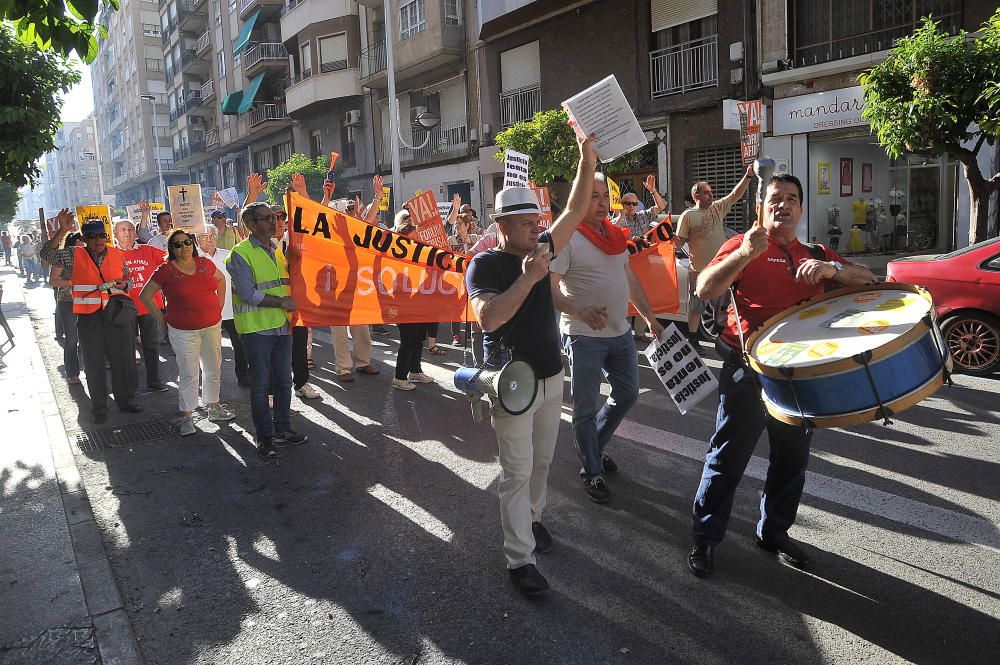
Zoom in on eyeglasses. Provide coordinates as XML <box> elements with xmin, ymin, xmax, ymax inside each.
<box><xmin>171</xmin><ymin>239</ymin><xmax>194</xmax><ymax>248</ymax></box>
<box><xmin>274</xmin><ymin>213</ymin><xmax>287</xmax><ymax>220</ymax></box>
<box><xmin>84</xmin><ymin>233</ymin><xmax>107</xmax><ymax>239</ymax></box>
<box><xmin>622</xmin><ymin>202</ymin><xmax>639</xmax><ymax>207</ymax></box>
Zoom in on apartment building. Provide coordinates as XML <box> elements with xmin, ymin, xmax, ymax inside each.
<box><xmin>43</xmin><ymin>122</ymin><xmax>78</xmax><ymax>213</ymax></box>
<box><xmin>760</xmin><ymin>0</ymin><xmax>997</xmax><ymax>252</ymax></box>
<box><xmin>42</xmin><ymin>116</ymin><xmax>113</xmax><ymax>212</ymax></box>
<box><xmin>476</xmin><ymin>0</ymin><xmax>751</xmax><ymax>226</ymax></box>
<box><xmin>91</xmin><ymin>1</ymin><xmax>185</xmax><ymax>206</ymax></box>
<box><xmin>358</xmin><ymin>0</ymin><xmax>481</xmax><ymax>212</ymax></box>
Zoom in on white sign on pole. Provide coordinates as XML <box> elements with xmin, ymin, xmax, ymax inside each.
<box><xmin>503</xmin><ymin>149</ymin><xmax>531</xmax><ymax>188</ymax></box>
<box><xmin>167</xmin><ymin>184</ymin><xmax>207</xmax><ymax>233</ymax></box>
<box><xmin>561</xmin><ymin>74</ymin><xmax>648</xmax><ymax>163</ymax></box>
<box><xmin>643</xmin><ymin>323</ymin><xmax>718</xmax><ymax>414</ymax></box>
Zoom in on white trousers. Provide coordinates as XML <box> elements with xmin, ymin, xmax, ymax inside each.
<box><xmin>491</xmin><ymin>370</ymin><xmax>564</xmax><ymax>568</ymax></box>
<box><xmin>168</xmin><ymin>323</ymin><xmax>222</xmax><ymax>413</ymax></box>
<box><xmin>332</xmin><ymin>325</ymin><xmax>372</xmax><ymax>373</ymax></box>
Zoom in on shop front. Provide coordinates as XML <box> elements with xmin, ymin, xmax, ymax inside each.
<box><xmin>763</xmin><ymin>85</ymin><xmax>960</xmax><ymax>256</ymax></box>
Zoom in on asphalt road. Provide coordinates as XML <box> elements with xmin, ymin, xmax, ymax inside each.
<box><xmin>19</xmin><ymin>281</ymin><xmax>1000</xmax><ymax>665</ymax></box>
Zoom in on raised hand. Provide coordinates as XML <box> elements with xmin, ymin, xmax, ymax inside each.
<box><xmin>247</xmin><ymin>173</ymin><xmax>267</xmax><ymax>203</ymax></box>
<box><xmin>740</xmin><ymin>223</ymin><xmax>768</xmax><ymax>261</ymax></box>
<box><xmin>577</xmin><ymin>132</ymin><xmax>597</xmax><ymax>162</ymax></box>
<box><xmin>138</xmin><ymin>200</ymin><xmax>150</xmax><ymax>213</ymax></box>
<box><xmin>372</xmin><ymin>174</ymin><xmax>384</xmax><ymax>193</ymax></box>
<box><xmin>322</xmin><ymin>180</ymin><xmax>336</xmax><ymax>200</ymax></box>
<box><xmin>644</xmin><ymin>175</ymin><xmax>656</xmax><ymax>192</ymax></box>
<box><xmin>522</xmin><ymin>242</ymin><xmax>552</xmax><ymax>283</ymax></box>
<box><xmin>57</xmin><ymin>208</ymin><xmax>75</xmax><ymax>234</ymax></box>
<box><xmin>452</xmin><ymin>193</ymin><xmax>461</xmax><ymax>208</ymax></box>
<box><xmin>290</xmin><ymin>172</ymin><xmax>308</xmax><ymax>197</ymax></box>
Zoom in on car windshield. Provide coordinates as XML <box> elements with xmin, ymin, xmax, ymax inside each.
<box><xmin>935</xmin><ymin>237</ymin><xmax>1000</xmax><ymax>260</ymax></box>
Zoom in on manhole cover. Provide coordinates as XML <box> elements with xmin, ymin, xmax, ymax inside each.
<box><xmin>70</xmin><ymin>419</ymin><xmax>173</xmax><ymax>453</ymax></box>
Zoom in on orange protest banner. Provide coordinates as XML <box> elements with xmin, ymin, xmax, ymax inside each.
<box><xmin>530</xmin><ymin>185</ymin><xmax>553</xmax><ymax>228</ymax></box>
<box><xmin>405</xmin><ymin>190</ymin><xmax>450</xmax><ymax>248</ymax></box>
<box><xmin>285</xmin><ymin>192</ymin><xmax>474</xmax><ymax>326</ymax></box>
<box><xmin>626</xmin><ymin>218</ymin><xmax>680</xmax><ymax>316</ymax></box>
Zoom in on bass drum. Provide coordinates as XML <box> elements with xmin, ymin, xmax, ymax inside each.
<box><xmin>746</xmin><ymin>283</ymin><xmax>951</xmax><ymax>428</ymax></box>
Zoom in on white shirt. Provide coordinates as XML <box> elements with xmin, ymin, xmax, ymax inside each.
<box><xmin>204</xmin><ymin>248</ymin><xmax>233</xmax><ymax>320</ymax></box>
<box><xmin>147</xmin><ymin>234</ymin><xmax>169</xmax><ymax>252</ymax></box>
<box><xmin>549</xmin><ymin>232</ymin><xmax>631</xmax><ymax>338</ymax></box>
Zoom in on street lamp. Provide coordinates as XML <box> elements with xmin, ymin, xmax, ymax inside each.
<box><xmin>139</xmin><ymin>94</ymin><xmax>167</xmax><ymax>204</ymax></box>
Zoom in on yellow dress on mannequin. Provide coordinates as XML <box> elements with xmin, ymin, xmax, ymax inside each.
<box><xmin>847</xmin><ymin>226</ymin><xmax>866</xmax><ymax>253</ymax></box>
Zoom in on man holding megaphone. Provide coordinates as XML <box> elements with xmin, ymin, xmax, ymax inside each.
<box><xmin>464</xmin><ymin>133</ymin><xmax>597</xmax><ymax>596</ymax></box>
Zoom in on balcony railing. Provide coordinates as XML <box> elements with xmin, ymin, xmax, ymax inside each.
<box><xmin>280</xmin><ymin>0</ymin><xmax>306</xmax><ymax>16</ymax></box>
<box><xmin>181</xmin><ymin>48</ymin><xmax>207</xmax><ymax>69</ymax></box>
<box><xmin>200</xmin><ymin>79</ymin><xmax>215</xmax><ymax>101</ymax></box>
<box><xmin>650</xmin><ymin>34</ymin><xmax>718</xmax><ymax>98</ymax></box>
<box><xmin>169</xmin><ymin>107</ymin><xmax>182</xmax><ymax>123</ymax></box>
<box><xmin>195</xmin><ymin>30</ymin><xmax>211</xmax><ymax>54</ymax></box>
<box><xmin>114</xmin><ymin>174</ymin><xmax>127</xmax><ymax>187</ymax></box>
<box><xmin>111</xmin><ymin>145</ymin><xmax>124</xmax><ymax>160</ymax></box>
<box><xmin>499</xmin><ymin>85</ymin><xmax>540</xmax><ymax>129</ymax></box>
<box><xmin>247</xmin><ymin>103</ymin><xmax>288</xmax><ymax>128</ymax></box>
<box><xmin>205</xmin><ymin>128</ymin><xmax>219</xmax><ymax>148</ymax></box>
<box><xmin>401</xmin><ymin>125</ymin><xmax>468</xmax><ymax>163</ymax></box>
<box><xmin>184</xmin><ymin>90</ymin><xmax>203</xmax><ymax>111</ymax></box>
<box><xmin>244</xmin><ymin>42</ymin><xmax>288</xmax><ymax>71</ymax></box>
<box><xmin>360</xmin><ymin>41</ymin><xmax>386</xmax><ymax>78</ymax></box>
<box><xmin>284</xmin><ymin>68</ymin><xmax>312</xmax><ymax>88</ymax></box>
<box><xmin>165</xmin><ymin>63</ymin><xmax>177</xmax><ymax>82</ymax></box>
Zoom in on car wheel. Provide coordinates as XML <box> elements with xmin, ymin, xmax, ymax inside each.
<box><xmin>699</xmin><ymin>301</ymin><xmax>723</xmax><ymax>343</ymax></box>
<box><xmin>941</xmin><ymin>312</ymin><xmax>1000</xmax><ymax>376</ymax></box>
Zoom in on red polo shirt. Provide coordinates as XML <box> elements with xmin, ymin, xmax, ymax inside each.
<box><xmin>121</xmin><ymin>244</ymin><xmax>165</xmax><ymax>315</ymax></box>
<box><xmin>709</xmin><ymin>234</ymin><xmax>848</xmax><ymax>349</ymax></box>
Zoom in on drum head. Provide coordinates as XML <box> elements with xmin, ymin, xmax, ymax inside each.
<box><xmin>750</xmin><ymin>286</ymin><xmax>932</xmax><ymax>371</ymax></box>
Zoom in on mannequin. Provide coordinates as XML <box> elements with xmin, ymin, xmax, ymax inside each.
<box><xmin>826</xmin><ymin>205</ymin><xmax>842</xmax><ymax>251</ymax></box>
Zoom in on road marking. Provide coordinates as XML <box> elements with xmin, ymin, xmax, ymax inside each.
<box><xmin>367</xmin><ymin>483</ymin><xmax>454</xmax><ymax>542</ymax></box>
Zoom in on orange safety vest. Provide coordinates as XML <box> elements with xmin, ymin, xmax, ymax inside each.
<box><xmin>71</xmin><ymin>246</ymin><xmax>129</xmax><ymax>314</ymax></box>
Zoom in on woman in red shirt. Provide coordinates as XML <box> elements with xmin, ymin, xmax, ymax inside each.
<box><xmin>139</xmin><ymin>229</ymin><xmax>235</xmax><ymax>436</ymax></box>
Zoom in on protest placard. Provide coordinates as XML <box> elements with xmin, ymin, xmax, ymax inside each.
<box><xmin>216</xmin><ymin>187</ymin><xmax>239</xmax><ymax>209</ymax></box>
<box><xmin>643</xmin><ymin>323</ymin><xmax>718</xmax><ymax>414</ymax></box>
<box><xmin>503</xmin><ymin>149</ymin><xmax>531</xmax><ymax>188</ymax></box>
<box><xmin>607</xmin><ymin>176</ymin><xmax>623</xmax><ymax>211</ymax></box>
<box><xmin>530</xmin><ymin>185</ymin><xmax>552</xmax><ymax>228</ymax></box>
<box><xmin>406</xmin><ymin>190</ymin><xmax>450</xmax><ymax>248</ymax></box>
<box><xmin>75</xmin><ymin>205</ymin><xmax>113</xmax><ymax>239</ymax></box>
<box><xmin>562</xmin><ymin>75</ymin><xmax>648</xmax><ymax>163</ymax></box>
<box><xmin>737</xmin><ymin>99</ymin><xmax>762</xmax><ymax>166</ymax></box>
<box><xmin>380</xmin><ymin>186</ymin><xmax>391</xmax><ymax>211</ymax></box>
<box><xmin>167</xmin><ymin>184</ymin><xmax>207</xmax><ymax>233</ymax></box>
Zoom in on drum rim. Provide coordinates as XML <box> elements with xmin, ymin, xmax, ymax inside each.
<box><xmin>746</xmin><ymin>283</ymin><xmax>934</xmax><ymax>379</ymax></box>
<box><xmin>761</xmin><ymin>368</ymin><xmax>946</xmax><ymax>428</ymax></box>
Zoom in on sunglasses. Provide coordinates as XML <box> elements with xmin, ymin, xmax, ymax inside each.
<box><xmin>622</xmin><ymin>202</ymin><xmax>639</xmax><ymax>207</ymax></box>
<box><xmin>274</xmin><ymin>213</ymin><xmax>287</xmax><ymax>220</ymax></box>
<box><xmin>171</xmin><ymin>239</ymin><xmax>194</xmax><ymax>248</ymax></box>
<box><xmin>84</xmin><ymin>232</ymin><xmax>108</xmax><ymax>239</ymax></box>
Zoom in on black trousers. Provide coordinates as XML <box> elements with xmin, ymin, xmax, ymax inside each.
<box><xmin>395</xmin><ymin>324</ymin><xmax>426</xmax><ymax>379</ymax></box>
<box><xmin>136</xmin><ymin>313</ymin><xmax>162</xmax><ymax>386</ymax></box>
<box><xmin>78</xmin><ymin>311</ymin><xmax>137</xmax><ymax>414</ymax></box>
<box><xmin>221</xmin><ymin>319</ymin><xmax>248</xmax><ymax>383</ymax></box>
<box><xmin>292</xmin><ymin>326</ymin><xmax>309</xmax><ymax>389</ymax></box>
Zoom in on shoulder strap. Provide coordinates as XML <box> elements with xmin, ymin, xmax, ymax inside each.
<box><xmin>801</xmin><ymin>242</ymin><xmax>827</xmax><ymax>261</ymax></box>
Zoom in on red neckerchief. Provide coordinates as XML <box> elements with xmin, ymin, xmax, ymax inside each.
<box><xmin>577</xmin><ymin>218</ymin><xmax>629</xmax><ymax>255</ymax></box>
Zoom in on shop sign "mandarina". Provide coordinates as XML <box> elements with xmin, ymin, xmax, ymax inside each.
<box><xmin>772</xmin><ymin>86</ymin><xmax>869</xmax><ymax>136</ymax></box>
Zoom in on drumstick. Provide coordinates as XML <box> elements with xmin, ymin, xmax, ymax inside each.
<box><xmin>752</xmin><ymin>158</ymin><xmax>775</xmax><ymax>228</ymax></box>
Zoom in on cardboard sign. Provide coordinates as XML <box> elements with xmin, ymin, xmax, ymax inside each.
<box><xmin>607</xmin><ymin>176</ymin><xmax>623</xmax><ymax>211</ymax></box>
<box><xmin>380</xmin><ymin>186</ymin><xmax>390</xmax><ymax>211</ymax></box>
<box><xmin>216</xmin><ymin>187</ymin><xmax>239</xmax><ymax>209</ymax></box>
<box><xmin>503</xmin><ymin>149</ymin><xmax>531</xmax><ymax>188</ymax></box>
<box><xmin>125</xmin><ymin>202</ymin><xmax>165</xmax><ymax>227</ymax></box>
<box><xmin>437</xmin><ymin>202</ymin><xmax>453</xmax><ymax>220</ymax></box>
<box><xmin>643</xmin><ymin>323</ymin><xmax>718</xmax><ymax>414</ymax></box>
<box><xmin>167</xmin><ymin>184</ymin><xmax>207</xmax><ymax>233</ymax></box>
<box><xmin>737</xmin><ymin>99</ymin><xmax>762</xmax><ymax>166</ymax></box>
<box><xmin>406</xmin><ymin>190</ymin><xmax>450</xmax><ymax>248</ymax></box>
<box><xmin>75</xmin><ymin>205</ymin><xmax>113</xmax><ymax>240</ymax></box>
<box><xmin>530</xmin><ymin>185</ymin><xmax>553</xmax><ymax>228</ymax></box>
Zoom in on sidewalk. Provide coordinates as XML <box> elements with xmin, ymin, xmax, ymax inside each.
<box><xmin>0</xmin><ymin>267</ymin><xmax>141</xmax><ymax>665</ymax></box>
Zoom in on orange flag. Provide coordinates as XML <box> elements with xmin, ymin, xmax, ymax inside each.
<box><xmin>626</xmin><ymin>217</ymin><xmax>680</xmax><ymax>316</ymax></box>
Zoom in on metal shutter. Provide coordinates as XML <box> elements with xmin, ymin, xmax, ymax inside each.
<box><xmin>500</xmin><ymin>41</ymin><xmax>540</xmax><ymax>93</ymax></box>
<box><xmin>685</xmin><ymin>144</ymin><xmax>749</xmax><ymax>231</ymax></box>
<box><xmin>438</xmin><ymin>82</ymin><xmax>465</xmax><ymax>131</ymax></box>
<box><xmin>319</xmin><ymin>34</ymin><xmax>348</xmax><ymax>73</ymax></box>
<box><xmin>651</xmin><ymin>0</ymin><xmax>718</xmax><ymax>33</ymax></box>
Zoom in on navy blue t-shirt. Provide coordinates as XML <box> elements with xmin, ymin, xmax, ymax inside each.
<box><xmin>465</xmin><ymin>234</ymin><xmax>563</xmax><ymax>379</ymax></box>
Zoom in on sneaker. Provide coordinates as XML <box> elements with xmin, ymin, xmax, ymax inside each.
<box><xmin>256</xmin><ymin>438</ymin><xmax>279</xmax><ymax>459</ymax></box>
<box><xmin>601</xmin><ymin>453</ymin><xmax>618</xmax><ymax>474</ymax></box>
<box><xmin>295</xmin><ymin>384</ymin><xmax>321</xmax><ymax>399</ymax></box>
<box><xmin>178</xmin><ymin>417</ymin><xmax>196</xmax><ymax>437</ymax></box>
<box><xmin>408</xmin><ymin>372</ymin><xmax>434</xmax><ymax>383</ymax></box>
<box><xmin>508</xmin><ymin>563</ymin><xmax>550</xmax><ymax>596</ymax></box>
<box><xmin>391</xmin><ymin>378</ymin><xmax>416</xmax><ymax>391</ymax></box>
<box><xmin>207</xmin><ymin>405</ymin><xmax>236</xmax><ymax>422</ymax></box>
<box><xmin>274</xmin><ymin>430</ymin><xmax>308</xmax><ymax>445</ymax></box>
<box><xmin>532</xmin><ymin>522</ymin><xmax>553</xmax><ymax>554</ymax></box>
<box><xmin>585</xmin><ymin>476</ymin><xmax>611</xmax><ymax>504</ymax></box>
<box><xmin>146</xmin><ymin>382</ymin><xmax>169</xmax><ymax>393</ymax></box>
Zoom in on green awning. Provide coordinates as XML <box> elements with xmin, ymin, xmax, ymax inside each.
<box><xmin>236</xmin><ymin>72</ymin><xmax>266</xmax><ymax>114</ymax></box>
<box><xmin>232</xmin><ymin>8</ymin><xmax>260</xmax><ymax>56</ymax></box>
<box><xmin>220</xmin><ymin>91</ymin><xmax>244</xmax><ymax>115</ymax></box>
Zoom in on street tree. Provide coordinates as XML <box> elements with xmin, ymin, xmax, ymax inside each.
<box><xmin>0</xmin><ymin>182</ymin><xmax>20</xmax><ymax>230</ymax></box>
<box><xmin>264</xmin><ymin>153</ymin><xmax>348</xmax><ymax>205</ymax></box>
<box><xmin>1</xmin><ymin>0</ymin><xmax>118</xmax><ymax>63</ymax></box>
<box><xmin>0</xmin><ymin>24</ymin><xmax>81</xmax><ymax>188</ymax></box>
<box><xmin>860</xmin><ymin>10</ymin><xmax>1000</xmax><ymax>245</ymax></box>
<box><xmin>495</xmin><ymin>109</ymin><xmax>642</xmax><ymax>184</ymax></box>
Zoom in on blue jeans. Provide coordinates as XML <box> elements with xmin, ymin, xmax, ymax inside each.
<box><xmin>562</xmin><ymin>331</ymin><xmax>640</xmax><ymax>477</ymax></box>
<box><xmin>243</xmin><ymin>332</ymin><xmax>292</xmax><ymax>441</ymax></box>
<box><xmin>692</xmin><ymin>359</ymin><xmax>812</xmax><ymax>545</ymax></box>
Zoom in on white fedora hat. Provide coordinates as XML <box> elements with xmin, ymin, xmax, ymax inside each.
<box><xmin>492</xmin><ymin>186</ymin><xmax>541</xmax><ymax>218</ymax></box>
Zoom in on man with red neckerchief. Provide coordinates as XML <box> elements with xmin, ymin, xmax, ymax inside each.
<box><xmin>550</xmin><ymin>173</ymin><xmax>663</xmax><ymax>506</ymax></box>
<box><xmin>686</xmin><ymin>172</ymin><xmax>874</xmax><ymax>579</ymax></box>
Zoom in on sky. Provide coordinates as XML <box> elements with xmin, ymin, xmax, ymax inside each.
<box><xmin>60</xmin><ymin>58</ymin><xmax>94</xmax><ymax>123</ymax></box>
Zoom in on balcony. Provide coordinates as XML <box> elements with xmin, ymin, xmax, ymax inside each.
<box><xmin>400</xmin><ymin>124</ymin><xmax>468</xmax><ymax>166</ymax></box>
<box><xmin>174</xmin><ymin>137</ymin><xmax>207</xmax><ymax>166</ymax></box>
<box><xmin>244</xmin><ymin>42</ymin><xmax>288</xmax><ymax>76</ymax></box>
<box><xmin>499</xmin><ymin>84</ymin><xmax>540</xmax><ymax>129</ymax></box>
<box><xmin>195</xmin><ymin>30</ymin><xmax>211</xmax><ymax>55</ymax></box>
<box><xmin>238</xmin><ymin>0</ymin><xmax>284</xmax><ymax>20</ymax></box>
<box><xmin>362</xmin><ymin>16</ymin><xmax>464</xmax><ymax>89</ymax></box>
<box><xmin>280</xmin><ymin>0</ymin><xmax>353</xmax><ymax>40</ymax></box>
<box><xmin>181</xmin><ymin>48</ymin><xmax>211</xmax><ymax>75</ymax></box>
<box><xmin>114</xmin><ymin>173</ymin><xmax>127</xmax><ymax>187</ymax></box>
<box><xmin>184</xmin><ymin>89</ymin><xmax>214</xmax><ymax>116</ymax></box>
<box><xmin>246</xmin><ymin>103</ymin><xmax>289</xmax><ymax>131</ymax></box>
<box><xmin>359</xmin><ymin>41</ymin><xmax>386</xmax><ymax>80</ymax></box>
<box><xmin>176</xmin><ymin>0</ymin><xmax>208</xmax><ymax>32</ymax></box>
<box><xmin>285</xmin><ymin>66</ymin><xmax>361</xmax><ymax>115</ymax></box>
<box><xmin>164</xmin><ymin>63</ymin><xmax>177</xmax><ymax>83</ymax></box>
<box><xmin>649</xmin><ymin>35</ymin><xmax>718</xmax><ymax>98</ymax></box>
<box><xmin>169</xmin><ymin>106</ymin><xmax>182</xmax><ymax>123</ymax></box>
<box><xmin>111</xmin><ymin>144</ymin><xmax>124</xmax><ymax>160</ymax></box>
<box><xmin>160</xmin><ymin>18</ymin><xmax>175</xmax><ymax>45</ymax></box>
<box><xmin>205</xmin><ymin>128</ymin><xmax>219</xmax><ymax>148</ymax></box>
<box><xmin>200</xmin><ymin>79</ymin><xmax>216</xmax><ymax>103</ymax></box>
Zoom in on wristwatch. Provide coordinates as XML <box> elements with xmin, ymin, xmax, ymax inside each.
<box><xmin>831</xmin><ymin>261</ymin><xmax>845</xmax><ymax>277</ymax></box>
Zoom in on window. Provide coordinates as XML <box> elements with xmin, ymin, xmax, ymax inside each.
<box><xmin>340</xmin><ymin>125</ymin><xmax>355</xmax><ymax>166</ymax></box>
<box><xmin>685</xmin><ymin>145</ymin><xmax>749</xmax><ymax>231</ymax></box>
<box><xmin>318</xmin><ymin>34</ymin><xmax>348</xmax><ymax>73</ymax></box>
<box><xmin>310</xmin><ymin>129</ymin><xmax>322</xmax><ymax>158</ymax></box>
<box><xmin>400</xmin><ymin>0</ymin><xmax>425</xmax><ymax>40</ymax></box>
<box><xmin>142</xmin><ymin>23</ymin><xmax>160</xmax><ymax>37</ymax></box>
<box><xmin>300</xmin><ymin>42</ymin><xmax>312</xmax><ymax>77</ymax></box>
<box><xmin>274</xmin><ymin>141</ymin><xmax>292</xmax><ymax>165</ymax></box>
<box><xmin>217</xmin><ymin>51</ymin><xmax>226</xmax><ymax>77</ymax></box>
<box><xmin>443</xmin><ymin>0</ymin><xmax>461</xmax><ymax>25</ymax></box>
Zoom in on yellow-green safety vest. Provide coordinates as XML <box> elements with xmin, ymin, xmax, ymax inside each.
<box><xmin>227</xmin><ymin>238</ymin><xmax>291</xmax><ymax>334</ymax></box>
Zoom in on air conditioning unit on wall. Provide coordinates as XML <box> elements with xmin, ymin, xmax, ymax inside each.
<box><xmin>344</xmin><ymin>109</ymin><xmax>362</xmax><ymax>126</ymax></box>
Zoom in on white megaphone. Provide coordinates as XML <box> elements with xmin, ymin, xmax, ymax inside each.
<box><xmin>753</xmin><ymin>157</ymin><xmax>775</xmax><ymax>204</ymax></box>
<box><xmin>453</xmin><ymin>361</ymin><xmax>538</xmax><ymax>423</ymax></box>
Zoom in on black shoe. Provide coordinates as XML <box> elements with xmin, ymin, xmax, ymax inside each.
<box><xmin>508</xmin><ymin>563</ymin><xmax>550</xmax><ymax>596</ymax></box>
<box><xmin>257</xmin><ymin>438</ymin><xmax>280</xmax><ymax>458</ymax></box>
<box><xmin>274</xmin><ymin>430</ymin><xmax>308</xmax><ymax>445</ymax></box>
<box><xmin>756</xmin><ymin>536</ymin><xmax>811</xmax><ymax>568</ymax></box>
<box><xmin>119</xmin><ymin>401</ymin><xmax>143</xmax><ymax>413</ymax></box>
<box><xmin>146</xmin><ymin>383</ymin><xmax>169</xmax><ymax>393</ymax></box>
<box><xmin>688</xmin><ymin>538</ymin><xmax>714</xmax><ymax>578</ymax></box>
<box><xmin>93</xmin><ymin>410</ymin><xmax>108</xmax><ymax>424</ymax></box>
<box><xmin>584</xmin><ymin>475</ymin><xmax>611</xmax><ymax>504</ymax></box>
<box><xmin>532</xmin><ymin>522</ymin><xmax>552</xmax><ymax>554</ymax></box>
<box><xmin>601</xmin><ymin>453</ymin><xmax>618</xmax><ymax>474</ymax></box>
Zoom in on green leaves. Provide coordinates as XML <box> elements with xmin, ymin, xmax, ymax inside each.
<box><xmin>1</xmin><ymin>0</ymin><xmax>116</xmax><ymax>63</ymax></box>
<box><xmin>264</xmin><ymin>154</ymin><xmax>349</xmax><ymax>205</ymax></box>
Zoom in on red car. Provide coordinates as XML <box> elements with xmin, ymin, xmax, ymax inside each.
<box><xmin>886</xmin><ymin>237</ymin><xmax>1000</xmax><ymax>375</ymax></box>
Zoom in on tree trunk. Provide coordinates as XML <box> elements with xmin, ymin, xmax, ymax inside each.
<box><xmin>959</xmin><ymin>157</ymin><xmax>992</xmax><ymax>246</ymax></box>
